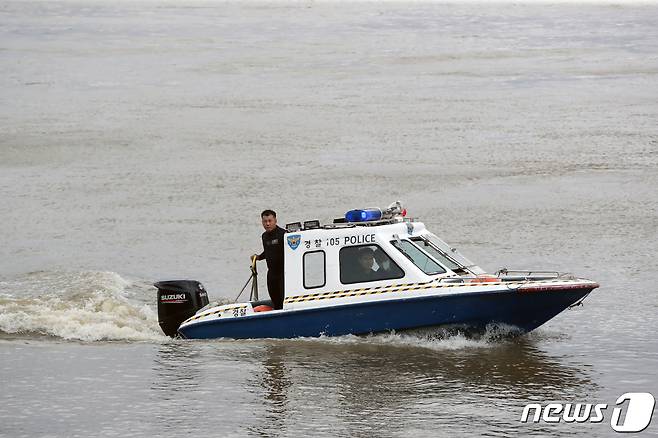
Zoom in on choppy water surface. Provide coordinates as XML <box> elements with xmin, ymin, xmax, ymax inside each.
<box><xmin>1</xmin><ymin>1</ymin><xmax>657</xmax><ymax>436</ymax></box>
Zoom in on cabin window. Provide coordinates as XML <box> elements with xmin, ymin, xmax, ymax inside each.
<box><xmin>339</xmin><ymin>244</ymin><xmax>404</xmax><ymax>284</ymax></box>
<box><xmin>410</xmin><ymin>236</ymin><xmax>463</xmax><ymax>272</ymax></box>
<box><xmin>391</xmin><ymin>240</ymin><xmax>446</xmax><ymax>275</ymax></box>
<box><xmin>303</xmin><ymin>250</ymin><xmax>326</xmax><ymax>289</ymax></box>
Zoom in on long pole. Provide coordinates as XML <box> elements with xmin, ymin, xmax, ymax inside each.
<box><xmin>234</xmin><ymin>272</ymin><xmax>254</xmax><ymax>302</ymax></box>
<box><xmin>250</xmin><ymin>255</ymin><xmax>259</xmax><ymax>301</ymax></box>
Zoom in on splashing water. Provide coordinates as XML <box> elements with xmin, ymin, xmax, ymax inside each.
<box><xmin>365</xmin><ymin>324</ymin><xmax>526</xmax><ymax>350</ymax></box>
<box><xmin>0</xmin><ymin>271</ymin><xmax>166</xmax><ymax>342</ymax></box>
<box><xmin>237</xmin><ymin>323</ymin><xmax>525</xmax><ymax>352</ymax></box>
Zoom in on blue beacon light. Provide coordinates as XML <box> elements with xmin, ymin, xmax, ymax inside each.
<box><xmin>345</xmin><ymin>208</ymin><xmax>382</xmax><ymax>222</ymax></box>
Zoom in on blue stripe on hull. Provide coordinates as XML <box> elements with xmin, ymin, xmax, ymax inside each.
<box><xmin>177</xmin><ymin>289</ymin><xmax>593</xmax><ymax>340</ymax></box>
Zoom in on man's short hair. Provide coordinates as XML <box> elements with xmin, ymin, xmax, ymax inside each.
<box><xmin>261</xmin><ymin>209</ymin><xmax>277</xmax><ymax>218</ymax></box>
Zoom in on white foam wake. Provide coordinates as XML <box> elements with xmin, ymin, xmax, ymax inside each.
<box><xmin>288</xmin><ymin>324</ymin><xmax>524</xmax><ymax>351</ymax></box>
<box><xmin>0</xmin><ymin>271</ymin><xmax>166</xmax><ymax>342</ymax></box>
<box><xmin>364</xmin><ymin>324</ymin><xmax>524</xmax><ymax>350</ymax></box>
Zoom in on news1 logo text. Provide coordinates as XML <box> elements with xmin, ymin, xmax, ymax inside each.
<box><xmin>520</xmin><ymin>392</ymin><xmax>655</xmax><ymax>433</ymax></box>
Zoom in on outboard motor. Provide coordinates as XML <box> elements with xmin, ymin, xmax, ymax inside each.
<box><xmin>155</xmin><ymin>280</ymin><xmax>209</xmax><ymax>337</ymax></box>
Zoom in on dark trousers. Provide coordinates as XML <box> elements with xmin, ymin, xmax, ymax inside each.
<box><xmin>267</xmin><ymin>271</ymin><xmax>284</xmax><ymax>310</ymax></box>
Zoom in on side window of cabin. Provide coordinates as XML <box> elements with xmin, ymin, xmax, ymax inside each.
<box><xmin>391</xmin><ymin>240</ymin><xmax>446</xmax><ymax>275</ymax></box>
<box><xmin>303</xmin><ymin>251</ymin><xmax>326</xmax><ymax>289</ymax></box>
<box><xmin>339</xmin><ymin>244</ymin><xmax>404</xmax><ymax>284</ymax></box>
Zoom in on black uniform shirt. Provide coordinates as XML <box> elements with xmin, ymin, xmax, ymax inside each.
<box><xmin>258</xmin><ymin>226</ymin><xmax>286</xmax><ymax>274</ymax></box>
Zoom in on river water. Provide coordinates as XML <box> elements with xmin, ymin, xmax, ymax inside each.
<box><xmin>1</xmin><ymin>1</ymin><xmax>657</xmax><ymax>436</ymax></box>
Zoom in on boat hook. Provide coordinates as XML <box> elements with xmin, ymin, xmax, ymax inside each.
<box><xmin>233</xmin><ymin>256</ymin><xmax>259</xmax><ymax>302</ymax></box>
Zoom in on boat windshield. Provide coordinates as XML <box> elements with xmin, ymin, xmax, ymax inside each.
<box><xmin>391</xmin><ymin>239</ymin><xmax>446</xmax><ymax>275</ymax></box>
<box><xmin>422</xmin><ymin>233</ymin><xmax>483</xmax><ymax>274</ymax></box>
<box><xmin>410</xmin><ymin>236</ymin><xmax>462</xmax><ymax>272</ymax></box>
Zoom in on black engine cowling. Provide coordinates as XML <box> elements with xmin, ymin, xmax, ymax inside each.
<box><xmin>155</xmin><ymin>280</ymin><xmax>209</xmax><ymax>337</ymax></box>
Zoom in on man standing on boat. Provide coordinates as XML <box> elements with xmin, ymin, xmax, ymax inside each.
<box><xmin>252</xmin><ymin>209</ymin><xmax>286</xmax><ymax>310</ymax></box>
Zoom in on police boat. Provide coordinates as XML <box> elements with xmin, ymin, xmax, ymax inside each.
<box><xmin>155</xmin><ymin>202</ymin><xmax>599</xmax><ymax>339</ymax></box>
